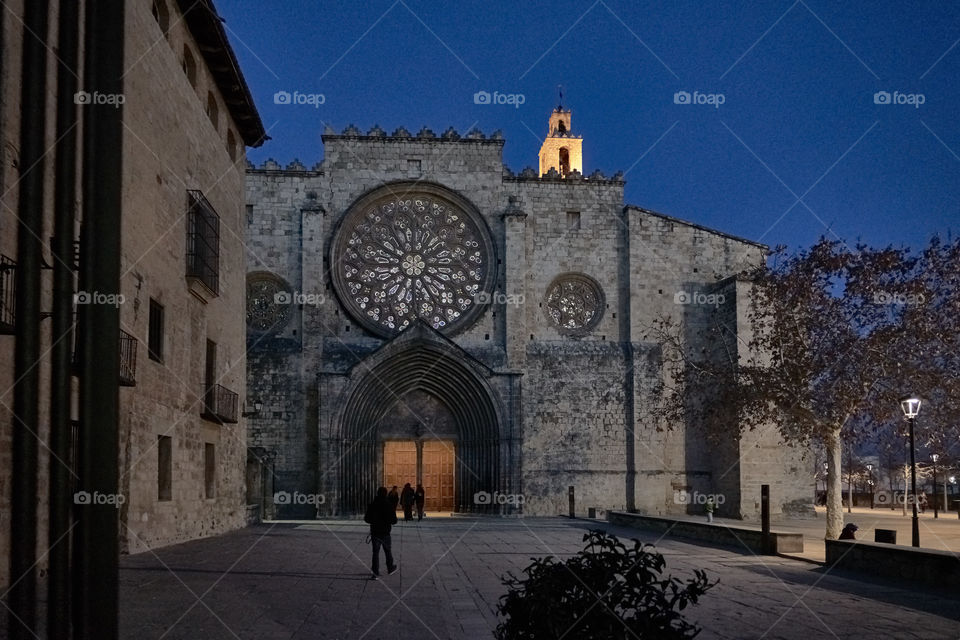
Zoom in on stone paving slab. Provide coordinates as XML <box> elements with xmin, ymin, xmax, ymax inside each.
<box><xmin>117</xmin><ymin>517</ymin><xmax>960</xmax><ymax>639</ymax></box>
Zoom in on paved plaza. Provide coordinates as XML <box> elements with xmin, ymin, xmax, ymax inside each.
<box><xmin>117</xmin><ymin>516</ymin><xmax>960</xmax><ymax>639</ymax></box>
<box><xmin>667</xmin><ymin>506</ymin><xmax>960</xmax><ymax>563</ymax></box>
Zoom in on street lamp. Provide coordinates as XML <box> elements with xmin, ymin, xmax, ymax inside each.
<box><xmin>866</xmin><ymin>463</ymin><xmax>874</xmax><ymax>509</ymax></box>
<box><xmin>900</xmin><ymin>396</ymin><xmax>921</xmax><ymax>547</ymax></box>
<box><xmin>822</xmin><ymin>462</ymin><xmax>829</xmax><ymax>504</ymax></box>
<box><xmin>242</xmin><ymin>399</ymin><xmax>264</xmax><ymax>418</ymax></box>
<box><xmin>931</xmin><ymin>454</ymin><xmax>939</xmax><ymax>519</ymax></box>
<box><xmin>951</xmin><ymin>475</ymin><xmax>958</xmax><ymax>519</ymax></box>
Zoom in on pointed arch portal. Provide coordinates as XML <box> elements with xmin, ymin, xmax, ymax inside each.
<box><xmin>336</xmin><ymin>337</ymin><xmax>501</xmax><ymax>514</ymax></box>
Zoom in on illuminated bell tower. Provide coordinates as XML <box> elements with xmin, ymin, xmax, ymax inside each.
<box><xmin>538</xmin><ymin>105</ymin><xmax>583</xmax><ymax>177</ymax></box>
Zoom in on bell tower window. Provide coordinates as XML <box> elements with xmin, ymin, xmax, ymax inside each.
<box><xmin>559</xmin><ymin>148</ymin><xmax>570</xmax><ymax>176</ymax></box>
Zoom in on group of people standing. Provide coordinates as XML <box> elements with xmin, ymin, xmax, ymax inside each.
<box><xmin>388</xmin><ymin>482</ymin><xmax>425</xmax><ymax>521</ymax></box>
<box><xmin>363</xmin><ymin>482</ymin><xmax>426</xmax><ymax>580</ymax></box>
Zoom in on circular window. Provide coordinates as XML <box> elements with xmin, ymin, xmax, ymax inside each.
<box><xmin>246</xmin><ymin>272</ymin><xmax>292</xmax><ymax>332</ymax></box>
<box><xmin>544</xmin><ymin>274</ymin><xmax>605</xmax><ymax>334</ymax></box>
<box><xmin>330</xmin><ymin>183</ymin><xmax>496</xmax><ymax>337</ymax></box>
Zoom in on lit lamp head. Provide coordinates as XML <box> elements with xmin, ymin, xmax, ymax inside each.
<box><xmin>900</xmin><ymin>396</ymin><xmax>922</xmax><ymax>419</ymax></box>
<box><xmin>950</xmin><ymin>476</ymin><xmax>957</xmax><ymax>485</ymax></box>
<box><xmin>932</xmin><ymin>454</ymin><xmax>939</xmax><ymax>463</ymax></box>
<box><xmin>866</xmin><ymin>463</ymin><xmax>873</xmax><ymax>471</ymax></box>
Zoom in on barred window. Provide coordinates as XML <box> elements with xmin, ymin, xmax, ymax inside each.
<box><xmin>186</xmin><ymin>190</ymin><xmax>220</xmax><ymax>295</ymax></box>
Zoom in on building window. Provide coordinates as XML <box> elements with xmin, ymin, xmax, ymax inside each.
<box><xmin>206</xmin><ymin>92</ymin><xmax>219</xmax><ymax>131</ymax></box>
<box><xmin>0</xmin><ymin>254</ymin><xmax>15</xmax><ymax>333</ymax></box>
<box><xmin>151</xmin><ymin>0</ymin><xmax>170</xmax><ymax>38</ymax></box>
<box><xmin>186</xmin><ymin>190</ymin><xmax>220</xmax><ymax>295</ymax></box>
<box><xmin>182</xmin><ymin>45</ymin><xmax>197</xmax><ymax>88</ymax></box>
<box><xmin>226</xmin><ymin>129</ymin><xmax>238</xmax><ymax>162</ymax></box>
<box><xmin>204</xmin><ymin>443</ymin><xmax>216</xmax><ymax>498</ymax></box>
<box><xmin>566</xmin><ymin>211</ymin><xmax>581</xmax><ymax>230</ymax></box>
<box><xmin>558</xmin><ymin>147</ymin><xmax>570</xmax><ymax>177</ymax></box>
<box><xmin>148</xmin><ymin>299</ymin><xmax>164</xmax><ymax>362</ymax></box>
<box><xmin>158</xmin><ymin>435</ymin><xmax>172</xmax><ymax>501</ymax></box>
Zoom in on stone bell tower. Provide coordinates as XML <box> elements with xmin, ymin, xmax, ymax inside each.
<box><xmin>538</xmin><ymin>105</ymin><xmax>583</xmax><ymax>177</ymax></box>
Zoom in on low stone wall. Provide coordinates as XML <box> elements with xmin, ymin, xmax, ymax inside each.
<box><xmin>607</xmin><ymin>511</ymin><xmax>803</xmax><ymax>554</ymax></box>
<box><xmin>825</xmin><ymin>540</ymin><xmax>960</xmax><ymax>588</ymax></box>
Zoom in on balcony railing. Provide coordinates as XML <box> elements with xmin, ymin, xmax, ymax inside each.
<box><xmin>0</xmin><ymin>254</ymin><xmax>15</xmax><ymax>334</ymax></box>
<box><xmin>186</xmin><ymin>190</ymin><xmax>220</xmax><ymax>296</ymax></box>
<box><xmin>73</xmin><ymin>328</ymin><xmax>139</xmax><ymax>387</ymax></box>
<box><xmin>119</xmin><ymin>329</ymin><xmax>137</xmax><ymax>386</ymax></box>
<box><xmin>202</xmin><ymin>383</ymin><xmax>238</xmax><ymax>424</ymax></box>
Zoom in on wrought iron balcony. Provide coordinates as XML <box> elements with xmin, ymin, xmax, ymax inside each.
<box><xmin>73</xmin><ymin>328</ymin><xmax>139</xmax><ymax>387</ymax></box>
<box><xmin>202</xmin><ymin>383</ymin><xmax>238</xmax><ymax>424</ymax></box>
<box><xmin>0</xmin><ymin>254</ymin><xmax>14</xmax><ymax>334</ymax></box>
<box><xmin>119</xmin><ymin>329</ymin><xmax>137</xmax><ymax>387</ymax></box>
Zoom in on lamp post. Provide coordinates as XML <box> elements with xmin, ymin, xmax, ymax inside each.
<box><xmin>822</xmin><ymin>462</ymin><xmax>828</xmax><ymax>505</ymax></box>
<box><xmin>951</xmin><ymin>475</ymin><xmax>958</xmax><ymax>519</ymax></box>
<box><xmin>931</xmin><ymin>454</ymin><xmax>939</xmax><ymax>519</ymax></box>
<box><xmin>866</xmin><ymin>463</ymin><xmax>874</xmax><ymax>509</ymax></box>
<box><xmin>900</xmin><ymin>396</ymin><xmax>921</xmax><ymax>547</ymax></box>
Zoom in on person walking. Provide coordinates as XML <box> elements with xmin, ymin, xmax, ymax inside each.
<box><xmin>415</xmin><ymin>483</ymin><xmax>426</xmax><ymax>521</ymax></box>
<box><xmin>387</xmin><ymin>485</ymin><xmax>400</xmax><ymax>512</ymax></box>
<box><xmin>363</xmin><ymin>487</ymin><xmax>398</xmax><ymax>579</ymax></box>
<box><xmin>705</xmin><ymin>496</ymin><xmax>715</xmax><ymax>523</ymax></box>
<box><xmin>400</xmin><ymin>483</ymin><xmax>415</xmax><ymax>521</ymax></box>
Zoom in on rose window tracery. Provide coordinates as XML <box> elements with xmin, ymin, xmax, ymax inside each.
<box><xmin>331</xmin><ymin>188</ymin><xmax>495</xmax><ymax>336</ymax></box>
<box><xmin>246</xmin><ymin>272</ymin><xmax>292</xmax><ymax>332</ymax></box>
<box><xmin>544</xmin><ymin>274</ymin><xmax>604</xmax><ymax>334</ymax></box>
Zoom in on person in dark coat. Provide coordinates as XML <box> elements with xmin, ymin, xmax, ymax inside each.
<box><xmin>387</xmin><ymin>485</ymin><xmax>400</xmax><ymax>512</ymax></box>
<box><xmin>415</xmin><ymin>484</ymin><xmax>426</xmax><ymax>521</ymax></box>
<box><xmin>838</xmin><ymin>523</ymin><xmax>858</xmax><ymax>540</ymax></box>
<box><xmin>364</xmin><ymin>487</ymin><xmax>398</xmax><ymax>578</ymax></box>
<box><xmin>400</xmin><ymin>483</ymin><xmax>415</xmax><ymax>521</ymax></box>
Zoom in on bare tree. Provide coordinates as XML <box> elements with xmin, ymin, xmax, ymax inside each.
<box><xmin>648</xmin><ymin>236</ymin><xmax>960</xmax><ymax>539</ymax></box>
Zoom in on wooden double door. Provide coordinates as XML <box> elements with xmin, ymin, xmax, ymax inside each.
<box><xmin>383</xmin><ymin>439</ymin><xmax>455</xmax><ymax>512</ymax></box>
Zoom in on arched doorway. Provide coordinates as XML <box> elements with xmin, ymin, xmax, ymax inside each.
<box><xmin>380</xmin><ymin>390</ymin><xmax>457</xmax><ymax>512</ymax></box>
<box><xmin>335</xmin><ymin>329</ymin><xmax>501</xmax><ymax>514</ymax></box>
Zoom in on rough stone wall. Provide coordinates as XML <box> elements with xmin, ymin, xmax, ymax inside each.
<box><xmin>244</xmin><ymin>168</ymin><xmax>322</xmax><ymax>515</ymax></box>
<box><xmin>112</xmin><ymin>0</ymin><xmax>251</xmax><ymax>553</ymax></box>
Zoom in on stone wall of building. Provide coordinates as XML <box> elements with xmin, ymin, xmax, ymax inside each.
<box><xmin>244</xmin><ymin>123</ymin><xmax>813</xmax><ymax>521</ymax></box>
<box><xmin>116</xmin><ymin>0</ymin><xmax>251</xmax><ymax>553</ymax></box>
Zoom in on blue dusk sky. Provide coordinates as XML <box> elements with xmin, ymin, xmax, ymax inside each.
<box><xmin>216</xmin><ymin>1</ymin><xmax>960</xmax><ymax>252</ymax></box>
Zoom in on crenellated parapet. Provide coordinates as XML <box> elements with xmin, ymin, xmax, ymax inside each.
<box><xmin>503</xmin><ymin>165</ymin><xmax>625</xmax><ymax>185</ymax></box>
<box><xmin>246</xmin><ymin>157</ymin><xmax>323</xmax><ymax>174</ymax></box>
<box><xmin>320</xmin><ymin>124</ymin><xmax>505</xmax><ymax>145</ymax></box>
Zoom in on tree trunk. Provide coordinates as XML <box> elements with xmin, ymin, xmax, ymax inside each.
<box><xmin>825</xmin><ymin>427</ymin><xmax>844</xmax><ymax>539</ymax></box>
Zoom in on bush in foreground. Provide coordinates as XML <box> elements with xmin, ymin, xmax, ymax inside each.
<box><xmin>495</xmin><ymin>530</ymin><xmax>714</xmax><ymax>639</ymax></box>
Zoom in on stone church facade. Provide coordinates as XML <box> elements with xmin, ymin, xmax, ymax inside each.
<box><xmin>244</xmin><ymin>109</ymin><xmax>811</xmax><ymax>519</ymax></box>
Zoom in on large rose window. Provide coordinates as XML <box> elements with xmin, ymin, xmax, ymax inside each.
<box><xmin>544</xmin><ymin>274</ymin><xmax>605</xmax><ymax>334</ymax></box>
<box><xmin>330</xmin><ymin>186</ymin><xmax>496</xmax><ymax>337</ymax></box>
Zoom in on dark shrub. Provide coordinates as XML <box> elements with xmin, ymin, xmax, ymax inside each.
<box><xmin>495</xmin><ymin>530</ymin><xmax>714</xmax><ymax>639</ymax></box>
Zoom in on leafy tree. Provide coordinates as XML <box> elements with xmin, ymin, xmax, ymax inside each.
<box><xmin>495</xmin><ymin>530</ymin><xmax>713</xmax><ymax>640</ymax></box>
